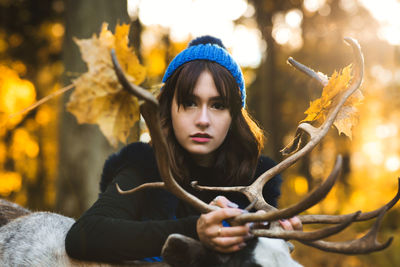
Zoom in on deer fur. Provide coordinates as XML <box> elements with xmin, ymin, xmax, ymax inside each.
<box><xmin>0</xmin><ymin>200</ymin><xmax>166</xmax><ymax>267</ymax></box>
<box><xmin>0</xmin><ymin>200</ymin><xmax>301</xmax><ymax>267</ymax></box>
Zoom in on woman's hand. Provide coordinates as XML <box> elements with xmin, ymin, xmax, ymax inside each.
<box><xmin>196</xmin><ymin>196</ymin><xmax>252</xmax><ymax>253</ymax></box>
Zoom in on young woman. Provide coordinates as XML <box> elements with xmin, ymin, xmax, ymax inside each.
<box><xmin>65</xmin><ymin>35</ymin><xmax>301</xmax><ymax>263</ymax></box>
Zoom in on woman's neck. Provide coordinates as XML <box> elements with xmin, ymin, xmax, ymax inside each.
<box><xmin>190</xmin><ymin>153</ymin><xmax>216</xmax><ymax>168</ymax></box>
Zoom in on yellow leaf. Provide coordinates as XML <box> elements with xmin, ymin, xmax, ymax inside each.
<box><xmin>345</xmin><ymin>89</ymin><xmax>364</xmax><ymax>108</ymax></box>
<box><xmin>114</xmin><ymin>24</ymin><xmax>146</xmax><ymax>85</ymax></box>
<box><xmin>301</xmin><ymin>65</ymin><xmax>356</xmax><ymax>137</ymax></box>
<box><xmin>145</xmin><ymin>47</ymin><xmax>167</xmax><ymax>77</ymax></box>
<box><xmin>333</xmin><ymin>106</ymin><xmax>359</xmax><ymax>139</ymax></box>
<box><xmin>334</xmin><ymin>89</ymin><xmax>363</xmax><ymax>138</ymax></box>
<box><xmin>321</xmin><ymin>65</ymin><xmax>352</xmax><ymax>102</ymax></box>
<box><xmin>296</xmin><ymin>64</ymin><xmax>362</xmax><ymax>141</ymax></box>
<box><xmin>67</xmin><ymin>23</ymin><xmax>147</xmax><ymax>147</ymax></box>
<box><xmin>96</xmin><ymin>92</ymin><xmax>140</xmax><ymax>147</ymax></box>
<box><xmin>303</xmin><ymin>98</ymin><xmax>327</xmax><ymax>122</ymax></box>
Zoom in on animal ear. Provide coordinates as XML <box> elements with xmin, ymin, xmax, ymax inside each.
<box><xmin>162</xmin><ymin>234</ymin><xmax>206</xmax><ymax>267</ymax></box>
<box><xmin>161</xmin><ymin>233</ymin><xmax>228</xmax><ymax>267</ymax></box>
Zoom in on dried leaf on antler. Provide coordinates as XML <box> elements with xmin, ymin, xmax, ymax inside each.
<box><xmin>302</xmin><ymin>65</ymin><xmax>364</xmax><ymax>137</ymax></box>
<box><xmin>282</xmin><ymin>62</ymin><xmax>364</xmax><ymax>155</ymax></box>
<box><xmin>66</xmin><ymin>23</ymin><xmax>147</xmax><ymax>147</ymax></box>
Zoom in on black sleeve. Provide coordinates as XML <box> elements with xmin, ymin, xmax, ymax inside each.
<box><xmin>65</xmin><ymin>163</ymin><xmax>199</xmax><ymax>262</ymax></box>
<box><xmin>257</xmin><ymin>156</ymin><xmax>283</xmax><ymax>208</ymax></box>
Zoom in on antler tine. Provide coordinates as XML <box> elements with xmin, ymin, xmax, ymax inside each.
<box><xmin>116</xmin><ymin>182</ymin><xmax>165</xmax><ymax>194</ymax></box>
<box><xmin>288</xmin><ymin>37</ymin><xmax>363</xmax><ymax>89</ymax></box>
<box><xmin>232</xmin><ymin>155</ymin><xmax>342</xmax><ymax>224</ymax></box>
<box><xmin>111</xmin><ymin>49</ymin><xmax>215</xmax><ymax>214</ymax></box>
<box><xmin>287</xmin><ymin>57</ymin><xmax>328</xmax><ymax>86</ymax></box>
<box><xmin>252</xmin><ymin>211</ymin><xmax>360</xmax><ymax>242</ymax></box>
<box><xmin>111</xmin><ymin>50</ymin><xmax>157</xmax><ymax>106</ymax></box>
<box><xmin>301</xmin><ymin>207</ymin><xmax>393</xmax><ymax>254</ymax></box>
<box><xmin>299</xmin><ymin>177</ymin><xmax>400</xmax><ymax>224</ymax></box>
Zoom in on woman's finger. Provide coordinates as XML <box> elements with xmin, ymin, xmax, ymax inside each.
<box><xmin>288</xmin><ymin>216</ymin><xmax>303</xmax><ymax>231</ymax></box>
<box><xmin>197</xmin><ymin>208</ymin><xmax>251</xmax><ymax>253</ymax></box>
<box><xmin>210</xmin><ymin>196</ymin><xmax>239</xmax><ymax>209</ymax></box>
<box><xmin>279</xmin><ymin>216</ymin><xmax>303</xmax><ymax>231</ymax></box>
<box><xmin>279</xmin><ymin>219</ymin><xmax>294</xmax><ymax>231</ymax></box>
<box><xmin>214</xmin><ymin>224</ymin><xmax>250</xmax><ymax>238</ymax></box>
<box><xmin>205</xmin><ymin>208</ymin><xmax>243</xmax><ymax>223</ymax></box>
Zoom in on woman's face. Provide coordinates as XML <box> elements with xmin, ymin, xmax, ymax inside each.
<box><xmin>171</xmin><ymin>70</ymin><xmax>232</xmax><ymax>165</ymax></box>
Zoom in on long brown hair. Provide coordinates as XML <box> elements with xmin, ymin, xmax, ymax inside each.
<box><xmin>158</xmin><ymin>60</ymin><xmax>264</xmax><ymax>186</ymax></box>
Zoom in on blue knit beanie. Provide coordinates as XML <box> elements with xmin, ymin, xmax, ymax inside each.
<box><xmin>162</xmin><ymin>36</ymin><xmax>246</xmax><ymax>108</ymax></box>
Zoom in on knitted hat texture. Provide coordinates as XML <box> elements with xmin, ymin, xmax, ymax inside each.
<box><xmin>162</xmin><ymin>35</ymin><xmax>246</xmax><ymax>107</ymax></box>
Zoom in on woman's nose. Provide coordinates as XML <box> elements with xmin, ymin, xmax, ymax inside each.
<box><xmin>195</xmin><ymin>106</ymin><xmax>210</xmax><ymax>128</ymax></box>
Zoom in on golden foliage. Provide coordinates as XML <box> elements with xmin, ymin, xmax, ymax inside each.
<box><xmin>0</xmin><ymin>171</ymin><xmax>22</xmax><ymax>196</ymax></box>
<box><xmin>11</xmin><ymin>128</ymin><xmax>39</xmax><ymax>159</ymax></box>
<box><xmin>302</xmin><ymin>64</ymin><xmax>364</xmax><ymax>139</ymax></box>
<box><xmin>67</xmin><ymin>23</ymin><xmax>147</xmax><ymax>147</ymax></box>
<box><xmin>0</xmin><ymin>17</ymin><xmax>61</xmax><ymax>206</ymax></box>
<box><xmin>0</xmin><ymin>65</ymin><xmax>36</xmax><ymax>127</ymax></box>
<box><xmin>293</xmin><ymin>175</ymin><xmax>308</xmax><ymax>195</ymax></box>
<box><xmin>145</xmin><ymin>47</ymin><xmax>166</xmax><ymax>77</ymax></box>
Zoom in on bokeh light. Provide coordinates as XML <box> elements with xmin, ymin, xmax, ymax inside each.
<box><xmin>272</xmin><ymin>9</ymin><xmax>303</xmax><ymax>51</ymax></box>
<box><xmin>359</xmin><ymin>0</ymin><xmax>400</xmax><ymax>45</ymax></box>
<box><xmin>385</xmin><ymin>156</ymin><xmax>400</xmax><ymax>172</ymax></box>
<box><xmin>303</xmin><ymin>0</ymin><xmax>326</xmax><ymax>13</ymax></box>
<box><xmin>127</xmin><ymin>0</ymin><xmax>263</xmax><ymax>68</ymax></box>
<box><xmin>0</xmin><ymin>65</ymin><xmax>36</xmax><ymax>117</ymax></box>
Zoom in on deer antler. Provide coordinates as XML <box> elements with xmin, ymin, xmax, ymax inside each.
<box><xmin>111</xmin><ymin>37</ymin><xmax>399</xmax><ymax>254</ymax></box>
<box><xmin>300</xmin><ymin>206</ymin><xmax>394</xmax><ymax>254</ymax></box>
<box><xmin>252</xmin><ymin>211</ymin><xmax>361</xmax><ymax>242</ymax></box>
<box><xmin>191</xmin><ymin>38</ymin><xmax>397</xmax><ymax>253</ymax></box>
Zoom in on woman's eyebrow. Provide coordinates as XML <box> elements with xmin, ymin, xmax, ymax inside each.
<box><xmin>209</xmin><ymin>96</ymin><xmax>224</xmax><ymax>102</ymax></box>
<box><xmin>190</xmin><ymin>94</ymin><xmax>223</xmax><ymax>101</ymax></box>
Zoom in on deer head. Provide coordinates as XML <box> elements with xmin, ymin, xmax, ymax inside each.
<box><xmin>111</xmin><ymin>37</ymin><xmax>399</xmax><ymax>256</ymax></box>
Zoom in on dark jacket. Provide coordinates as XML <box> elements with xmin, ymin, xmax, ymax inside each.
<box><xmin>65</xmin><ymin>142</ymin><xmax>282</xmax><ymax>263</ymax></box>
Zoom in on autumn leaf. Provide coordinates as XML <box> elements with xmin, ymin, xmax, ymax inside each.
<box><xmin>67</xmin><ymin>23</ymin><xmax>147</xmax><ymax>147</ymax></box>
<box><xmin>301</xmin><ymin>64</ymin><xmax>363</xmax><ymax>139</ymax></box>
<box><xmin>282</xmin><ymin>64</ymin><xmax>363</xmax><ymax>155</ymax></box>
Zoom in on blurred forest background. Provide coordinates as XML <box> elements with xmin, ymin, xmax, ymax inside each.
<box><xmin>0</xmin><ymin>0</ymin><xmax>400</xmax><ymax>266</ymax></box>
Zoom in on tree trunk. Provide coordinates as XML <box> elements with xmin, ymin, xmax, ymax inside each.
<box><xmin>248</xmin><ymin>0</ymin><xmax>284</xmax><ymax>161</ymax></box>
<box><xmin>57</xmin><ymin>0</ymin><xmax>130</xmax><ymax>218</ymax></box>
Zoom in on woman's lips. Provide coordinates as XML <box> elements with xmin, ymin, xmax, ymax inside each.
<box><xmin>190</xmin><ymin>134</ymin><xmax>212</xmax><ymax>143</ymax></box>
<box><xmin>191</xmin><ymin>137</ymin><xmax>211</xmax><ymax>143</ymax></box>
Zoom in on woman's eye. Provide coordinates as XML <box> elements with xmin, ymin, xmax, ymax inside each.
<box><xmin>212</xmin><ymin>102</ymin><xmax>226</xmax><ymax>110</ymax></box>
<box><xmin>182</xmin><ymin>100</ymin><xmax>196</xmax><ymax>108</ymax></box>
